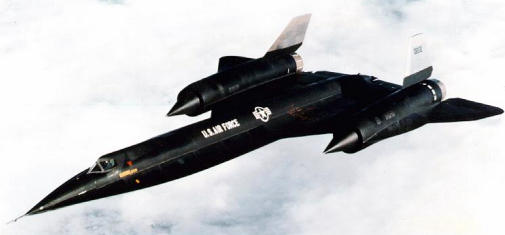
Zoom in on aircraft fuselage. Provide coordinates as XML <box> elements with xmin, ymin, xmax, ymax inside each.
<box><xmin>27</xmin><ymin>72</ymin><xmax>400</xmax><ymax>214</ymax></box>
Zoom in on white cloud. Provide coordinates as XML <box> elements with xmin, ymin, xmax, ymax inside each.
<box><xmin>1</xmin><ymin>0</ymin><xmax>504</xmax><ymax>234</ymax></box>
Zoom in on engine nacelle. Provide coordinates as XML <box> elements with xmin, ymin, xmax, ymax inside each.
<box><xmin>343</xmin><ymin>113</ymin><xmax>429</xmax><ymax>153</ymax></box>
<box><xmin>325</xmin><ymin>79</ymin><xmax>445</xmax><ymax>153</ymax></box>
<box><xmin>168</xmin><ymin>53</ymin><xmax>303</xmax><ymax>116</ymax></box>
<box><xmin>356</xmin><ymin>79</ymin><xmax>445</xmax><ymax>142</ymax></box>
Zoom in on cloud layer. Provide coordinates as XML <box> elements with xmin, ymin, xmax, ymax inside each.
<box><xmin>1</xmin><ymin>0</ymin><xmax>504</xmax><ymax>234</ymax></box>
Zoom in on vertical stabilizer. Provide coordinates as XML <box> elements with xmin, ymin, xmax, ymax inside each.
<box><xmin>406</xmin><ymin>33</ymin><xmax>431</xmax><ymax>75</ymax></box>
<box><xmin>265</xmin><ymin>14</ymin><xmax>311</xmax><ymax>57</ymax></box>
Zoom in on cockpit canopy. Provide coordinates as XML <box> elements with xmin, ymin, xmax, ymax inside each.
<box><xmin>88</xmin><ymin>158</ymin><xmax>116</xmax><ymax>174</ymax></box>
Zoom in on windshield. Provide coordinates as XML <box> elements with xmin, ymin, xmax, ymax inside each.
<box><xmin>88</xmin><ymin>158</ymin><xmax>116</xmax><ymax>174</ymax></box>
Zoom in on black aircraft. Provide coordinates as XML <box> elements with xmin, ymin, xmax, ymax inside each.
<box><xmin>18</xmin><ymin>14</ymin><xmax>502</xmax><ymax>220</ymax></box>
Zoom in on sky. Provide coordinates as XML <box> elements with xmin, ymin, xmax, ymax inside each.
<box><xmin>1</xmin><ymin>0</ymin><xmax>504</xmax><ymax>234</ymax></box>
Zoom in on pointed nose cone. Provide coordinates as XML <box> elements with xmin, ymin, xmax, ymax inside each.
<box><xmin>324</xmin><ymin>132</ymin><xmax>359</xmax><ymax>154</ymax></box>
<box><xmin>167</xmin><ymin>94</ymin><xmax>200</xmax><ymax>116</ymax></box>
<box><xmin>25</xmin><ymin>169</ymin><xmax>95</xmax><ymax>216</ymax></box>
<box><xmin>26</xmin><ymin>202</ymin><xmax>49</xmax><ymax>215</ymax></box>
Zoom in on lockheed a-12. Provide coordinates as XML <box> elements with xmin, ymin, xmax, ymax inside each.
<box><xmin>16</xmin><ymin>14</ymin><xmax>502</xmax><ymax>220</ymax></box>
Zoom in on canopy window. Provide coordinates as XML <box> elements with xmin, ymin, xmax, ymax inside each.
<box><xmin>88</xmin><ymin>159</ymin><xmax>116</xmax><ymax>174</ymax></box>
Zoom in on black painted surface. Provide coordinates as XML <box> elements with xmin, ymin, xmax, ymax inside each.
<box><xmin>27</xmin><ymin>70</ymin><xmax>502</xmax><ymax>216</ymax></box>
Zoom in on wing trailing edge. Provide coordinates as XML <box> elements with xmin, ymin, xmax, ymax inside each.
<box><xmin>427</xmin><ymin>98</ymin><xmax>503</xmax><ymax>123</ymax></box>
